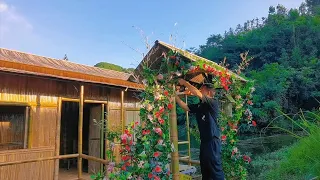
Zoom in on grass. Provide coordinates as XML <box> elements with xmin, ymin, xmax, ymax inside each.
<box><xmin>249</xmin><ymin>110</ymin><xmax>320</xmax><ymax>180</ymax></box>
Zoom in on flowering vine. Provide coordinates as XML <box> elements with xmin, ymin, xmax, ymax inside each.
<box><xmin>109</xmin><ymin>49</ymin><xmax>255</xmax><ymax>180</ymax></box>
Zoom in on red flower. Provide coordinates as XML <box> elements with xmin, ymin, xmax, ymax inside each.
<box><xmin>158</xmin><ymin>118</ymin><xmax>165</xmax><ymax>125</ymax></box>
<box><xmin>167</xmin><ymin>170</ymin><xmax>170</xmax><ymax>176</ymax></box>
<box><xmin>243</xmin><ymin>155</ymin><xmax>252</xmax><ymax>163</ymax></box>
<box><xmin>252</xmin><ymin>120</ymin><xmax>257</xmax><ymax>127</ymax></box>
<box><xmin>221</xmin><ymin>127</ymin><xmax>225</xmax><ymax>131</ymax></box>
<box><xmin>125</xmin><ymin>161</ymin><xmax>130</xmax><ymax>166</ymax></box>
<box><xmin>154</xmin><ymin>151</ymin><xmax>161</xmax><ymax>158</ymax></box>
<box><xmin>124</xmin><ymin>129</ymin><xmax>130</xmax><ymax>135</ymax></box>
<box><xmin>121</xmin><ymin>155</ymin><xmax>130</xmax><ymax>161</ymax></box>
<box><xmin>154</xmin><ymin>176</ymin><xmax>160</xmax><ymax>180</ymax></box>
<box><xmin>168</xmin><ymin>103</ymin><xmax>173</xmax><ymax>110</ymax></box>
<box><xmin>121</xmin><ymin>165</ymin><xmax>126</xmax><ymax>170</ymax></box>
<box><xmin>154</xmin><ymin>165</ymin><xmax>162</xmax><ymax>173</ymax></box>
<box><xmin>221</xmin><ymin>135</ymin><xmax>227</xmax><ymax>141</ymax></box>
<box><xmin>125</xmin><ymin>145</ymin><xmax>130</xmax><ymax>151</ymax></box>
<box><xmin>175</xmin><ymin>61</ymin><xmax>179</xmax><ymax>66</ymax></box>
<box><xmin>169</xmin><ymin>56</ymin><xmax>176</xmax><ymax>60</ymax></box>
<box><xmin>159</xmin><ymin>107</ymin><xmax>165</xmax><ymax>114</ymax></box>
<box><xmin>142</xmin><ymin>129</ymin><xmax>150</xmax><ymax>135</ymax></box>
<box><xmin>135</xmin><ymin>121</ymin><xmax>139</xmax><ymax>125</ymax></box>
<box><xmin>203</xmin><ymin>64</ymin><xmax>207</xmax><ymax>69</ymax></box>
<box><xmin>164</xmin><ymin>90</ymin><xmax>169</xmax><ymax>96</ymax></box>
<box><xmin>247</xmin><ymin>100</ymin><xmax>253</xmax><ymax>105</ymax></box>
<box><xmin>148</xmin><ymin>173</ymin><xmax>153</xmax><ymax>179</ymax></box>
<box><xmin>155</xmin><ymin>112</ymin><xmax>161</xmax><ymax>118</ymax></box>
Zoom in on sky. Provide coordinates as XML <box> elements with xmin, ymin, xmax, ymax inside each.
<box><xmin>0</xmin><ymin>0</ymin><xmax>304</xmax><ymax>69</ymax></box>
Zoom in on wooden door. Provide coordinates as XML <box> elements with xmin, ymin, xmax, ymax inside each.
<box><xmin>88</xmin><ymin>104</ymin><xmax>102</xmax><ymax>173</ymax></box>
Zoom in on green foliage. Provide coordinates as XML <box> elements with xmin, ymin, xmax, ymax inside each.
<box><xmin>192</xmin><ymin>0</ymin><xmax>320</xmax><ymax>129</ymax></box>
<box><xmin>94</xmin><ymin>62</ymin><xmax>134</xmax><ymax>73</ymax></box>
<box><xmin>266</xmin><ymin>111</ymin><xmax>320</xmax><ymax>179</ymax></box>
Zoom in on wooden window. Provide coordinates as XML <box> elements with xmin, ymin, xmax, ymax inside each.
<box><xmin>0</xmin><ymin>105</ymin><xmax>29</xmax><ymax>151</ymax></box>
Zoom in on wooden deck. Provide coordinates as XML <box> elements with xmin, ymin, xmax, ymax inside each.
<box><xmin>59</xmin><ymin>168</ymin><xmax>91</xmax><ymax>180</ymax></box>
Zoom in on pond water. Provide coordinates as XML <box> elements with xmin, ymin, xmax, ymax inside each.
<box><xmin>179</xmin><ymin>134</ymin><xmax>298</xmax><ymax>160</ymax></box>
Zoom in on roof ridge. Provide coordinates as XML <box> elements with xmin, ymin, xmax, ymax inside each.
<box><xmin>0</xmin><ymin>47</ymin><xmax>131</xmax><ymax>76</ymax></box>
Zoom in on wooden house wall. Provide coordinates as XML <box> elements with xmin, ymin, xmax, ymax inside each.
<box><xmin>0</xmin><ymin>73</ymin><xmax>140</xmax><ymax>180</ymax></box>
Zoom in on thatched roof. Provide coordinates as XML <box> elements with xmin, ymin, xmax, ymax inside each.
<box><xmin>0</xmin><ymin>48</ymin><xmax>143</xmax><ymax>90</ymax></box>
<box><xmin>130</xmin><ymin>40</ymin><xmax>247</xmax><ymax>84</ymax></box>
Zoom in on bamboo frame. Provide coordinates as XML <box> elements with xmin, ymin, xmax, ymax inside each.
<box><xmin>185</xmin><ymin>95</ymin><xmax>191</xmax><ymax>166</ymax></box>
<box><xmin>121</xmin><ymin>91</ymin><xmax>124</xmax><ymax>132</ymax></box>
<box><xmin>23</xmin><ymin>107</ymin><xmax>29</xmax><ymax>149</ymax></box>
<box><xmin>81</xmin><ymin>154</ymin><xmax>109</xmax><ymax>165</ymax></box>
<box><xmin>169</xmin><ymin>85</ymin><xmax>179</xmax><ymax>180</ymax></box>
<box><xmin>0</xmin><ymin>154</ymin><xmax>79</xmax><ymax>167</ymax></box>
<box><xmin>100</xmin><ymin>104</ymin><xmax>105</xmax><ymax>172</ymax></box>
<box><xmin>54</xmin><ymin>97</ymin><xmax>62</xmax><ymax>180</ymax></box>
<box><xmin>78</xmin><ymin>85</ymin><xmax>84</xmax><ymax>179</ymax></box>
<box><xmin>179</xmin><ymin>158</ymin><xmax>201</xmax><ymax>165</ymax></box>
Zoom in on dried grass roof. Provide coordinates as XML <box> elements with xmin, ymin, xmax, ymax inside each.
<box><xmin>131</xmin><ymin>40</ymin><xmax>247</xmax><ymax>84</ymax></box>
<box><xmin>0</xmin><ymin>48</ymin><xmax>143</xmax><ymax>89</ymax></box>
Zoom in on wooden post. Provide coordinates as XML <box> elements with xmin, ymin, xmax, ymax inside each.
<box><xmin>78</xmin><ymin>85</ymin><xmax>84</xmax><ymax>179</ymax></box>
<box><xmin>121</xmin><ymin>91</ymin><xmax>124</xmax><ymax>132</ymax></box>
<box><xmin>100</xmin><ymin>104</ymin><xmax>105</xmax><ymax>172</ymax></box>
<box><xmin>170</xmin><ymin>86</ymin><xmax>179</xmax><ymax>180</ymax></box>
<box><xmin>54</xmin><ymin>97</ymin><xmax>62</xmax><ymax>180</ymax></box>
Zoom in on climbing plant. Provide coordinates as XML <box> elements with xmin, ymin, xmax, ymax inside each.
<box><xmin>109</xmin><ymin>49</ymin><xmax>255</xmax><ymax>180</ymax></box>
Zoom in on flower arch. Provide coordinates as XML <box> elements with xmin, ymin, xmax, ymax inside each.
<box><xmin>109</xmin><ymin>43</ymin><xmax>255</xmax><ymax>180</ymax></box>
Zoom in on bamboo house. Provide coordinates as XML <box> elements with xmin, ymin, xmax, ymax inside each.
<box><xmin>0</xmin><ymin>48</ymin><xmax>143</xmax><ymax>180</ymax></box>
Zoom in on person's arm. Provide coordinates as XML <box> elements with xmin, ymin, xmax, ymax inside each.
<box><xmin>175</xmin><ymin>95</ymin><xmax>190</xmax><ymax>112</ymax></box>
<box><xmin>178</xmin><ymin>79</ymin><xmax>203</xmax><ymax>99</ymax></box>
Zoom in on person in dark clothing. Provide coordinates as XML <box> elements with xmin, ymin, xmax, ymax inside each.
<box><xmin>175</xmin><ymin>78</ymin><xmax>225</xmax><ymax>180</ymax></box>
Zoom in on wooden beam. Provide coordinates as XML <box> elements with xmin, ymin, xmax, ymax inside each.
<box><xmin>0</xmin><ymin>154</ymin><xmax>79</xmax><ymax>167</ymax></box>
<box><xmin>84</xmin><ymin>100</ymin><xmax>108</xmax><ymax>104</ymax></box>
<box><xmin>54</xmin><ymin>97</ymin><xmax>62</xmax><ymax>180</ymax></box>
<box><xmin>62</xmin><ymin>98</ymin><xmax>79</xmax><ymax>102</ymax></box>
<box><xmin>185</xmin><ymin>95</ymin><xmax>191</xmax><ymax>166</ymax></box>
<box><xmin>78</xmin><ymin>85</ymin><xmax>84</xmax><ymax>179</ymax></box>
<box><xmin>169</xmin><ymin>85</ymin><xmax>179</xmax><ymax>180</ymax></box>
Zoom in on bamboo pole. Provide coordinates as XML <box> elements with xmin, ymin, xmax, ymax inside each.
<box><xmin>81</xmin><ymin>154</ymin><xmax>109</xmax><ymax>165</ymax></box>
<box><xmin>185</xmin><ymin>95</ymin><xmax>191</xmax><ymax>166</ymax></box>
<box><xmin>23</xmin><ymin>107</ymin><xmax>29</xmax><ymax>149</ymax></box>
<box><xmin>78</xmin><ymin>85</ymin><xmax>84</xmax><ymax>179</ymax></box>
<box><xmin>100</xmin><ymin>104</ymin><xmax>105</xmax><ymax>172</ymax></box>
<box><xmin>54</xmin><ymin>97</ymin><xmax>62</xmax><ymax>180</ymax></box>
<box><xmin>61</xmin><ymin>97</ymin><xmax>79</xmax><ymax>102</ymax></box>
<box><xmin>178</xmin><ymin>158</ymin><xmax>201</xmax><ymax>165</ymax></box>
<box><xmin>170</xmin><ymin>85</ymin><xmax>179</xmax><ymax>180</ymax></box>
<box><xmin>121</xmin><ymin>91</ymin><xmax>124</xmax><ymax>132</ymax></box>
<box><xmin>0</xmin><ymin>154</ymin><xmax>79</xmax><ymax>167</ymax></box>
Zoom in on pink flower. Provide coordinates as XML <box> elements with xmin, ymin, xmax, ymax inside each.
<box><xmin>168</xmin><ymin>103</ymin><xmax>173</xmax><ymax>110</ymax></box>
<box><xmin>157</xmin><ymin>139</ymin><xmax>163</xmax><ymax>145</ymax></box>
<box><xmin>146</xmin><ymin>104</ymin><xmax>153</xmax><ymax>112</ymax></box>
<box><xmin>243</xmin><ymin>155</ymin><xmax>252</xmax><ymax>163</ymax></box>
<box><xmin>142</xmin><ymin>130</ymin><xmax>150</xmax><ymax>135</ymax></box>
<box><xmin>147</xmin><ymin>114</ymin><xmax>153</xmax><ymax>121</ymax></box>
<box><xmin>157</xmin><ymin>74</ymin><xmax>164</xmax><ymax>80</ymax></box>
<box><xmin>154</xmin><ymin>127</ymin><xmax>163</xmax><ymax>136</ymax></box>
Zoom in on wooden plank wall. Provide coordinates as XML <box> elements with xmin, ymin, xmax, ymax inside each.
<box><xmin>0</xmin><ymin>73</ymin><xmax>141</xmax><ymax>179</ymax></box>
